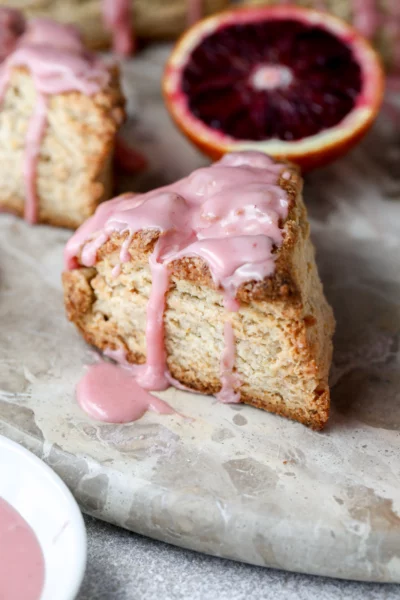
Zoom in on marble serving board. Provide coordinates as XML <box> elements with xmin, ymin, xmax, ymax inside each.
<box><xmin>1</xmin><ymin>46</ymin><xmax>400</xmax><ymax>583</ymax></box>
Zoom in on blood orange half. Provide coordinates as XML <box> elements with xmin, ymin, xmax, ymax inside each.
<box><xmin>163</xmin><ymin>6</ymin><xmax>385</xmax><ymax>170</ymax></box>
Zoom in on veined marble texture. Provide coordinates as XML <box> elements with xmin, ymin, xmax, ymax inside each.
<box><xmin>0</xmin><ymin>46</ymin><xmax>399</xmax><ymax>582</ymax></box>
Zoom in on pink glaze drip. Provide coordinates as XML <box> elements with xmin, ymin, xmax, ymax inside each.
<box><xmin>66</xmin><ymin>151</ymin><xmax>289</xmax><ymax>405</ymax></box>
<box><xmin>352</xmin><ymin>0</ymin><xmax>380</xmax><ymax>39</ymax></box>
<box><xmin>133</xmin><ymin>249</ymin><xmax>170</xmax><ymax>389</ymax></box>
<box><xmin>187</xmin><ymin>0</ymin><xmax>204</xmax><ymax>26</ymax></box>
<box><xmin>0</xmin><ymin>8</ymin><xmax>25</xmax><ymax>62</ymax></box>
<box><xmin>77</xmin><ymin>362</ymin><xmax>175</xmax><ymax>423</ymax></box>
<box><xmin>101</xmin><ymin>0</ymin><xmax>205</xmax><ymax>57</ymax></box>
<box><xmin>81</xmin><ymin>231</ymin><xmax>109</xmax><ymax>267</ymax></box>
<box><xmin>21</xmin><ymin>18</ymin><xmax>84</xmax><ymax>52</ymax></box>
<box><xmin>0</xmin><ymin>498</ymin><xmax>45</xmax><ymax>600</ymax></box>
<box><xmin>105</xmin><ymin>346</ymin><xmax>203</xmax><ymax>395</ymax></box>
<box><xmin>23</xmin><ymin>93</ymin><xmax>47</xmax><ymax>224</ymax></box>
<box><xmin>0</xmin><ymin>13</ymin><xmax>110</xmax><ymax>224</ymax></box>
<box><xmin>216</xmin><ymin>321</ymin><xmax>241</xmax><ymax>403</ymax></box>
<box><xmin>102</xmin><ymin>0</ymin><xmax>134</xmax><ymax>57</ymax></box>
<box><xmin>112</xmin><ymin>263</ymin><xmax>121</xmax><ymax>278</ymax></box>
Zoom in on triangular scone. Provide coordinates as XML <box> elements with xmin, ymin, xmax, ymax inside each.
<box><xmin>63</xmin><ymin>152</ymin><xmax>335</xmax><ymax>429</ymax></box>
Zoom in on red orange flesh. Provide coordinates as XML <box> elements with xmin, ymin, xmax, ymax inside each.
<box><xmin>163</xmin><ymin>6</ymin><xmax>385</xmax><ymax>170</ymax></box>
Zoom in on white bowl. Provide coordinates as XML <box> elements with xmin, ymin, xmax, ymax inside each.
<box><xmin>0</xmin><ymin>435</ymin><xmax>87</xmax><ymax>600</ymax></box>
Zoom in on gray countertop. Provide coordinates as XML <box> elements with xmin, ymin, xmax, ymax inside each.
<box><xmin>78</xmin><ymin>516</ymin><xmax>400</xmax><ymax>600</ymax></box>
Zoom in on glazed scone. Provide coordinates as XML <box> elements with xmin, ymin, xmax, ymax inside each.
<box><xmin>63</xmin><ymin>151</ymin><xmax>335</xmax><ymax>429</ymax></box>
<box><xmin>0</xmin><ymin>12</ymin><xmax>125</xmax><ymax>228</ymax></box>
<box><xmin>0</xmin><ymin>1</ymin><xmax>229</xmax><ymax>52</ymax></box>
<box><xmin>243</xmin><ymin>0</ymin><xmax>400</xmax><ymax>72</ymax></box>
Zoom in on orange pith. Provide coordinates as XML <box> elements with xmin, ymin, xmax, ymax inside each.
<box><xmin>163</xmin><ymin>6</ymin><xmax>385</xmax><ymax>171</ymax></box>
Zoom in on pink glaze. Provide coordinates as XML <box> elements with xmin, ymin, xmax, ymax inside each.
<box><xmin>187</xmin><ymin>0</ymin><xmax>203</xmax><ymax>26</ymax></box>
<box><xmin>104</xmin><ymin>345</ymin><xmax>170</xmax><ymax>391</ymax></box>
<box><xmin>101</xmin><ymin>0</ymin><xmax>204</xmax><ymax>56</ymax></box>
<box><xmin>112</xmin><ymin>263</ymin><xmax>122</xmax><ymax>278</ymax></box>
<box><xmin>105</xmin><ymin>346</ymin><xmax>203</xmax><ymax>395</ymax></box>
<box><xmin>352</xmin><ymin>0</ymin><xmax>380</xmax><ymax>39</ymax></box>
<box><xmin>104</xmin><ymin>347</ymin><xmax>131</xmax><ymax>364</ymax></box>
<box><xmin>23</xmin><ymin>93</ymin><xmax>47</xmax><ymax>224</ymax></box>
<box><xmin>134</xmin><ymin>249</ymin><xmax>170</xmax><ymax>389</ymax></box>
<box><xmin>65</xmin><ymin>151</ymin><xmax>288</xmax><ymax>279</ymax></box>
<box><xmin>102</xmin><ymin>0</ymin><xmax>134</xmax><ymax>57</ymax></box>
<box><xmin>0</xmin><ymin>498</ymin><xmax>45</xmax><ymax>600</ymax></box>
<box><xmin>0</xmin><ymin>13</ymin><xmax>110</xmax><ymax>225</ymax></box>
<box><xmin>21</xmin><ymin>18</ymin><xmax>83</xmax><ymax>52</ymax></box>
<box><xmin>216</xmin><ymin>321</ymin><xmax>241</xmax><ymax>403</ymax></box>
<box><xmin>66</xmin><ymin>151</ymin><xmax>289</xmax><ymax>405</ymax></box>
<box><xmin>77</xmin><ymin>362</ymin><xmax>175</xmax><ymax>423</ymax></box>
<box><xmin>0</xmin><ymin>20</ymin><xmax>109</xmax><ymax>96</ymax></box>
<box><xmin>0</xmin><ymin>7</ymin><xmax>25</xmax><ymax>62</ymax></box>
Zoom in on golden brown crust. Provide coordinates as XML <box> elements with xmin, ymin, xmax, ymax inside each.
<box><xmin>62</xmin><ymin>161</ymin><xmax>335</xmax><ymax>429</ymax></box>
<box><xmin>0</xmin><ymin>65</ymin><xmax>125</xmax><ymax>229</ymax></box>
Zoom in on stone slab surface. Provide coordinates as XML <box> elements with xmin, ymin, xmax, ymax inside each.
<box><xmin>0</xmin><ymin>46</ymin><xmax>400</xmax><ymax>583</ymax></box>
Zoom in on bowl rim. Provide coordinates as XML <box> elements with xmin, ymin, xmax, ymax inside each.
<box><xmin>0</xmin><ymin>434</ymin><xmax>87</xmax><ymax>600</ymax></box>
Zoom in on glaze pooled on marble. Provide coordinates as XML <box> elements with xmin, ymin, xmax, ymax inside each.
<box><xmin>0</xmin><ymin>498</ymin><xmax>45</xmax><ymax>600</ymax></box>
<box><xmin>77</xmin><ymin>362</ymin><xmax>175</xmax><ymax>423</ymax></box>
